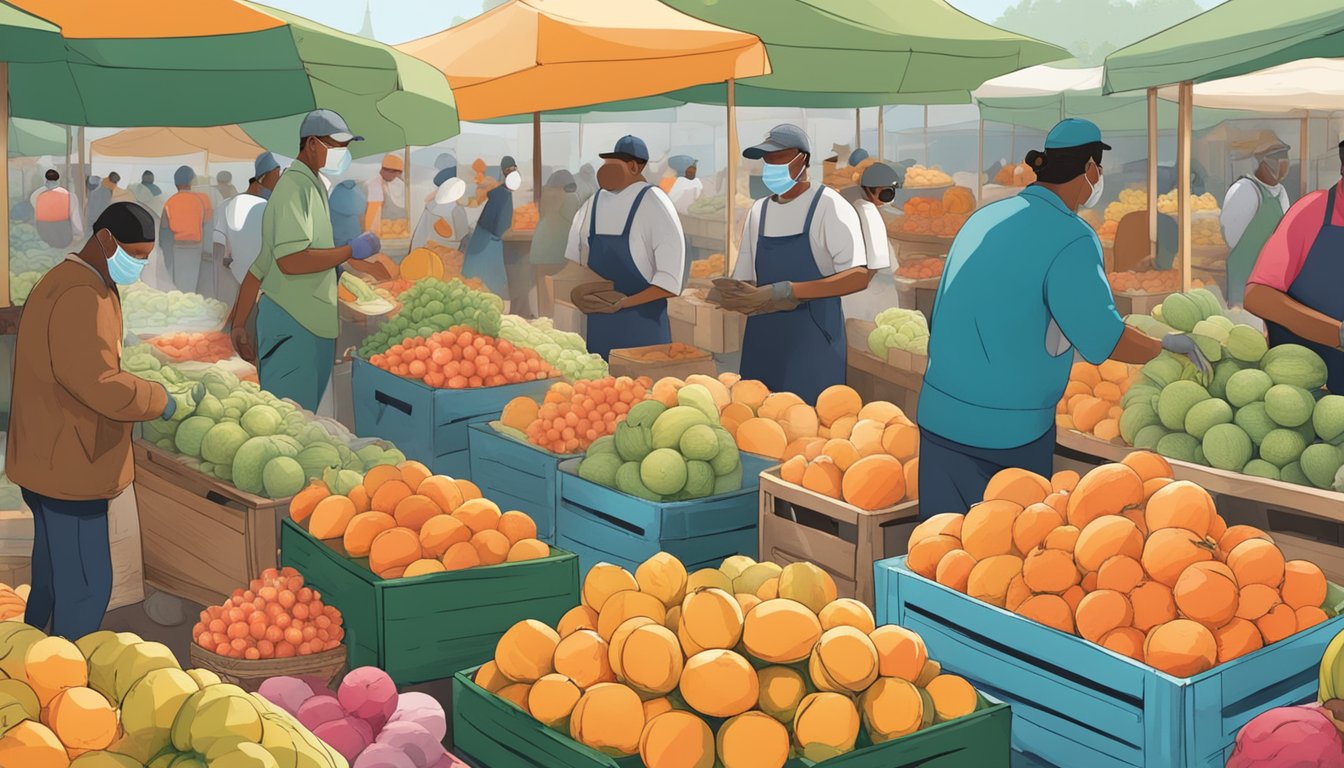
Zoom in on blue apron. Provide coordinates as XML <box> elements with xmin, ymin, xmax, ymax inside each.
<box><xmin>586</xmin><ymin>185</ymin><xmax>670</xmax><ymax>360</ymax></box>
<box><xmin>462</xmin><ymin>185</ymin><xmax>512</xmax><ymax>297</ymax></box>
<box><xmin>739</xmin><ymin>188</ymin><xmax>846</xmax><ymax>404</ymax></box>
<box><xmin>1266</xmin><ymin>184</ymin><xmax>1344</xmax><ymax>393</ymax></box>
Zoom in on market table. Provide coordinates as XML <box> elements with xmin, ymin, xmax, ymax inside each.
<box><xmin>844</xmin><ymin>319</ymin><xmax>923</xmax><ymax>414</ymax></box>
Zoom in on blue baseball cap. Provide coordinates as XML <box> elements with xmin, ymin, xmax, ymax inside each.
<box><xmin>600</xmin><ymin>135</ymin><xmax>650</xmax><ymax>163</ymax></box>
<box><xmin>1045</xmin><ymin>118</ymin><xmax>1111</xmax><ymax>151</ymax></box>
<box><xmin>668</xmin><ymin>155</ymin><xmax>696</xmax><ymax>175</ymax></box>
<box><xmin>253</xmin><ymin>151</ymin><xmax>280</xmax><ymax>178</ymax></box>
<box><xmin>299</xmin><ymin>109</ymin><xmax>363</xmax><ymax>143</ymax></box>
<box><xmin>848</xmin><ymin>148</ymin><xmax>870</xmax><ymax>166</ymax></box>
<box><xmin>743</xmin><ymin>124</ymin><xmax>811</xmax><ymax>159</ymax></box>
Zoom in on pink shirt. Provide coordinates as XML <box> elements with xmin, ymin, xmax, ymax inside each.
<box><xmin>1248</xmin><ymin>179</ymin><xmax>1344</xmax><ymax>291</ymax></box>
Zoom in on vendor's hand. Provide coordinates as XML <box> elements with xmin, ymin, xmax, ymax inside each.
<box><xmin>231</xmin><ymin>324</ymin><xmax>257</xmax><ymax>364</ymax></box>
<box><xmin>721</xmin><ymin>281</ymin><xmax>794</xmax><ymax>315</ymax></box>
<box><xmin>161</xmin><ymin>386</ymin><xmax>176</xmax><ymax>421</ymax></box>
<box><xmin>349</xmin><ymin>231</ymin><xmax>381</xmax><ymax>261</ymax></box>
<box><xmin>574</xmin><ymin>292</ymin><xmax>626</xmax><ymax>315</ymax></box>
<box><xmin>1162</xmin><ymin>333</ymin><xmax>1213</xmax><ymax>384</ymax></box>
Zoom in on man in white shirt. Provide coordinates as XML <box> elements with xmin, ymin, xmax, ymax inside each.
<box><xmin>726</xmin><ymin>124</ymin><xmax>867</xmax><ymax>403</ymax></box>
<box><xmin>564</xmin><ymin>135</ymin><xmax>686</xmax><ymax>359</ymax></box>
<box><xmin>1221</xmin><ymin>139</ymin><xmax>1291</xmax><ymax>306</ymax></box>
<box><xmin>666</xmin><ymin>155</ymin><xmax>703</xmax><ymax>214</ymax></box>
<box><xmin>212</xmin><ymin>152</ymin><xmax>282</xmax><ymax>306</ymax></box>
<box><xmin>844</xmin><ymin>162</ymin><xmax>900</xmax><ymax>318</ymax></box>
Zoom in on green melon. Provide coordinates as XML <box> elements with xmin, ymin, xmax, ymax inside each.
<box><xmin>1120</xmin><ymin>403</ymin><xmax>1161</xmax><ymax>445</ymax></box>
<box><xmin>1226</xmin><ymin>325</ymin><xmax>1269</xmax><ymax>364</ymax></box>
<box><xmin>1157</xmin><ymin>380</ymin><xmax>1211</xmax><ymax>431</ymax></box>
<box><xmin>1225</xmin><ymin>369</ymin><xmax>1274</xmax><ymax>408</ymax></box>
<box><xmin>1262</xmin><ymin>344</ymin><xmax>1329</xmax><ymax>390</ymax></box>
<box><xmin>1161</xmin><ymin>293</ymin><xmax>1203</xmax><ymax>333</ymax></box>
<box><xmin>1260</xmin><ymin>428</ymin><xmax>1309</xmax><ymax>468</ymax></box>
<box><xmin>1184</xmin><ymin>398</ymin><xmax>1233</xmax><ymax>440</ymax></box>
<box><xmin>1264</xmin><ymin>384</ymin><xmax>1316</xmax><ymax>428</ymax></box>
<box><xmin>1300</xmin><ymin>443</ymin><xmax>1344</xmax><ymax>489</ymax></box>
<box><xmin>1156</xmin><ymin>432</ymin><xmax>1201</xmax><ymax>463</ymax></box>
<box><xmin>1133</xmin><ymin>424</ymin><xmax>1169</xmax><ymax>450</ymax></box>
<box><xmin>1202</xmin><ymin>423</ymin><xmax>1253</xmax><ymax>471</ymax></box>
<box><xmin>1313</xmin><ymin>394</ymin><xmax>1344</xmax><ymax>445</ymax></box>
<box><xmin>1242</xmin><ymin>459</ymin><xmax>1281</xmax><ymax>480</ymax></box>
<box><xmin>1234</xmin><ymin>403</ymin><xmax>1277</xmax><ymax>445</ymax></box>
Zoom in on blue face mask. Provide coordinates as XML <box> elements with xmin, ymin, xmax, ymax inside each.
<box><xmin>104</xmin><ymin>238</ymin><xmax>146</xmax><ymax>285</ymax></box>
<box><xmin>762</xmin><ymin>158</ymin><xmax>803</xmax><ymax>196</ymax></box>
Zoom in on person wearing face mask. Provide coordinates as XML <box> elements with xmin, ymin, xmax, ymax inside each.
<box><xmin>850</xmin><ymin>162</ymin><xmax>898</xmax><ymax>278</ymax></box>
<box><xmin>160</xmin><ymin>165</ymin><xmax>214</xmax><ymax>295</ymax></box>
<box><xmin>722</xmin><ymin>124</ymin><xmax>867</xmax><ymax>404</ymax></box>
<box><xmin>30</xmin><ymin>169</ymin><xmax>81</xmax><ymax>249</ymax></box>
<box><xmin>917</xmin><ymin>119</ymin><xmax>1210</xmax><ymax>518</ymax></box>
<box><xmin>564</xmin><ymin>135</ymin><xmax>686</xmax><ymax>359</ymax></box>
<box><xmin>462</xmin><ymin>155</ymin><xmax>520</xmax><ymax>300</ymax></box>
<box><xmin>212</xmin><ymin>152</ymin><xmax>283</xmax><ymax>309</ymax></box>
<box><xmin>363</xmin><ymin>153</ymin><xmax>406</xmax><ymax>236</ymax></box>
<box><xmin>411</xmin><ymin>153</ymin><xmax>470</xmax><ymax>252</ymax></box>
<box><xmin>1220</xmin><ymin>140</ymin><xmax>1291</xmax><ymax>307</ymax></box>
<box><xmin>235</xmin><ymin>110</ymin><xmax>380</xmax><ymax>409</ymax></box>
<box><xmin>7</xmin><ymin>202</ymin><xmax>195</xmax><ymax>638</ymax></box>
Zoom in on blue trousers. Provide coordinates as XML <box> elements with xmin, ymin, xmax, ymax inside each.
<box><xmin>256</xmin><ymin>296</ymin><xmax>336</xmax><ymax>413</ymax></box>
<box><xmin>21</xmin><ymin>489</ymin><xmax>112</xmax><ymax>639</ymax></box>
<box><xmin>917</xmin><ymin>426</ymin><xmax>1056</xmax><ymax>520</ymax></box>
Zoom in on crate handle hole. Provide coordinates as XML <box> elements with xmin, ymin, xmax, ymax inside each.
<box><xmin>1267</xmin><ymin>509</ymin><xmax>1344</xmax><ymax>546</ymax></box>
<box><xmin>204</xmin><ymin>490</ymin><xmax>246</xmax><ymax>512</ymax></box>
<box><xmin>567</xmin><ymin>501</ymin><xmax>646</xmax><ymax>537</ymax></box>
<box><xmin>374</xmin><ymin>391</ymin><xmax>413</xmax><ymax>416</ymax></box>
<box><xmin>772</xmin><ymin>499</ymin><xmax>856</xmax><ymax>544</ymax></box>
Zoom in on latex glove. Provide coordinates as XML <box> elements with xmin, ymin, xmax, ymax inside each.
<box><xmin>161</xmin><ymin>386</ymin><xmax>176</xmax><ymax>421</ymax></box>
<box><xmin>349</xmin><ymin>231</ymin><xmax>382</xmax><ymax>261</ymax></box>
<box><xmin>574</xmin><ymin>292</ymin><xmax>626</xmax><ymax>315</ymax></box>
<box><xmin>1162</xmin><ymin>334</ymin><xmax>1213</xmax><ymax>384</ymax></box>
<box><xmin>721</xmin><ymin>281</ymin><xmax>795</xmax><ymax>315</ymax></box>
<box><xmin>231</xmin><ymin>324</ymin><xmax>256</xmax><ymax>364</ymax></box>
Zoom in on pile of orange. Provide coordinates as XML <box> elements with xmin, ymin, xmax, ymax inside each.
<box><xmin>380</xmin><ymin>218</ymin><xmax>410</xmax><ymax>239</ymax></box>
<box><xmin>292</xmin><ymin>461</ymin><xmax>550</xmax><ymax>579</ymax></box>
<box><xmin>909</xmin><ymin>453</ymin><xmax>1331</xmax><ymax>677</ymax></box>
<box><xmin>994</xmin><ymin>163</ymin><xmax>1037</xmax><ymax>187</ymax></box>
<box><xmin>1108</xmin><ymin>269</ymin><xmax>1183</xmax><ymax>295</ymax></box>
<box><xmin>367</xmin><ymin>326</ymin><xmax>557</xmax><ymax>389</ymax></box>
<box><xmin>1056</xmin><ymin>361</ymin><xmax>1135</xmax><ymax>440</ymax></box>
<box><xmin>895</xmin><ymin>197</ymin><xmax>967</xmax><ymax>237</ymax></box>
<box><xmin>895</xmin><ymin>258</ymin><xmax>944</xmax><ymax>280</ymax></box>
<box><xmin>147</xmin><ymin>331</ymin><xmax>235</xmax><ymax>363</ymax></box>
<box><xmin>502</xmin><ymin>377</ymin><xmax>653</xmax><ymax>455</ymax></box>
<box><xmin>513</xmin><ymin>203</ymin><xmax>539</xmax><ymax>232</ymax></box>
<box><xmin>192</xmin><ymin>566</ymin><xmax>344</xmax><ymax>660</ymax></box>
<box><xmin>618</xmin><ymin>343</ymin><xmax>707</xmax><ymax>362</ymax></box>
<box><xmin>689</xmin><ymin>253</ymin><xmax>727</xmax><ymax>279</ymax></box>
<box><xmin>1095</xmin><ymin>220</ymin><xmax>1119</xmax><ymax>244</ymax></box>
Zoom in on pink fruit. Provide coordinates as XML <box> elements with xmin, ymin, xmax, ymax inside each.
<box><xmin>299</xmin><ymin>674</ymin><xmax>335</xmax><ymax>696</ymax></box>
<box><xmin>432</xmin><ymin>755</ymin><xmax>469</xmax><ymax>768</ymax></box>
<box><xmin>338</xmin><ymin>666</ymin><xmax>399</xmax><ymax>732</ymax></box>
<box><xmin>297</xmin><ymin>694</ymin><xmax>346</xmax><ymax>731</ymax></box>
<box><xmin>388</xmin><ymin>691</ymin><xmax>448</xmax><ymax>741</ymax></box>
<box><xmin>314</xmin><ymin>715</ymin><xmax>374</xmax><ymax>762</ymax></box>
<box><xmin>258</xmin><ymin>676</ymin><xmax>316</xmax><ymax>716</ymax></box>
<box><xmin>354</xmin><ymin>744</ymin><xmax>417</xmax><ymax>768</ymax></box>
<box><xmin>1227</xmin><ymin>705</ymin><xmax>1344</xmax><ymax>768</ymax></box>
<box><xmin>376</xmin><ymin>721</ymin><xmax>445</xmax><ymax>768</ymax></box>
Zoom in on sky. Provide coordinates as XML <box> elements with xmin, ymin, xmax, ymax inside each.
<box><xmin>260</xmin><ymin>0</ymin><xmax>1225</xmax><ymax>45</ymax></box>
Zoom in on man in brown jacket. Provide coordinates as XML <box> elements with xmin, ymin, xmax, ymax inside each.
<box><xmin>7</xmin><ymin>202</ymin><xmax>178</xmax><ymax>639</ymax></box>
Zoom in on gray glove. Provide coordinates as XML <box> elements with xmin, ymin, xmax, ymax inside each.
<box><xmin>1162</xmin><ymin>333</ymin><xmax>1213</xmax><ymax>384</ymax></box>
<box><xmin>349</xmin><ymin>231</ymin><xmax>381</xmax><ymax>261</ymax></box>
<box><xmin>574</xmin><ymin>292</ymin><xmax>626</xmax><ymax>315</ymax></box>
<box><xmin>721</xmin><ymin>281</ymin><xmax>796</xmax><ymax>315</ymax></box>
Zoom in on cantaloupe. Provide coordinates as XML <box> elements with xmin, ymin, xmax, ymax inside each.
<box><xmin>289</xmin><ymin>480</ymin><xmax>330</xmax><ymax>524</ymax></box>
<box><xmin>684</xmin><ymin>375</ymin><xmax>730</xmax><ymax>410</ymax></box>
<box><xmin>802</xmin><ymin>458</ymin><xmax>843</xmax><ymax>499</ymax></box>
<box><xmin>737</xmin><ymin>418</ymin><xmax>788</xmax><ymax>459</ymax></box>
<box><xmin>502</xmin><ymin>397</ymin><xmax>539</xmax><ymax>432</ymax></box>
<box><xmin>842</xmin><ymin>455</ymin><xmax>906</xmax><ymax>510</ymax></box>
<box><xmin>730</xmin><ymin>380</ymin><xmax>770</xmax><ymax>412</ymax></box>
<box><xmin>829</xmin><ymin>416</ymin><xmax>858</xmax><ymax>440</ymax></box>
<box><xmin>882</xmin><ymin>424</ymin><xmax>919</xmax><ymax>462</ymax></box>
<box><xmin>850</xmin><ymin>420</ymin><xmax>886</xmax><ymax>457</ymax></box>
<box><xmin>822</xmin><ymin>439</ymin><xmax>861</xmax><ymax>471</ymax></box>
<box><xmin>856</xmin><ymin>401</ymin><xmax>901</xmax><ymax>424</ymax></box>
<box><xmin>759</xmin><ymin>392</ymin><xmax>805</xmax><ymax>422</ymax></box>
<box><xmin>370</xmin><ymin>527</ymin><xmax>423</xmax><ymax>577</ymax></box>
<box><xmin>719</xmin><ymin>403</ymin><xmax>755</xmax><ymax>436</ymax></box>
<box><xmin>780</xmin><ymin>456</ymin><xmax>807</xmax><ymax>485</ymax></box>
<box><xmin>816</xmin><ymin>385</ymin><xmax>863</xmax><ymax>426</ymax></box>
<box><xmin>783</xmin><ymin>437</ymin><xmax>826</xmax><ymax>462</ymax></box>
<box><xmin>780</xmin><ymin>404</ymin><xmax>821</xmax><ymax>442</ymax></box>
<box><xmin>401</xmin><ymin>248</ymin><xmax>446</xmax><ymax>281</ymax></box>
<box><xmin>344</xmin><ymin>511</ymin><xmax>397</xmax><ymax>557</ymax></box>
<box><xmin>309</xmin><ymin>496</ymin><xmax>356</xmax><ymax>539</ymax></box>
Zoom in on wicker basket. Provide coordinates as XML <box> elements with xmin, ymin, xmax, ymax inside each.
<box><xmin>188</xmin><ymin>644</ymin><xmax>348</xmax><ymax>692</ymax></box>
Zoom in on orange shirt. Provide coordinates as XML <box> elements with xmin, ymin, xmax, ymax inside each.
<box><xmin>163</xmin><ymin>191</ymin><xmax>213</xmax><ymax>242</ymax></box>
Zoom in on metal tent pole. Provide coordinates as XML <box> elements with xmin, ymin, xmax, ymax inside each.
<box><xmin>877</xmin><ymin>107</ymin><xmax>885</xmax><ymax>161</ymax></box>
<box><xmin>1</xmin><ymin>64</ymin><xmax>9</xmax><ymax>308</ymax></box>
<box><xmin>725</xmin><ymin>78</ymin><xmax>738</xmax><ymax>276</ymax></box>
<box><xmin>977</xmin><ymin>119</ymin><xmax>985</xmax><ymax>202</ymax></box>
<box><xmin>1177</xmin><ymin>82</ymin><xmax>1193</xmax><ymax>292</ymax></box>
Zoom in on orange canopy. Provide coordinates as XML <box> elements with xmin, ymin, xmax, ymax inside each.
<box><xmin>11</xmin><ymin>0</ymin><xmax>283</xmax><ymax>39</ymax></box>
<box><xmin>398</xmin><ymin>0</ymin><xmax>769</xmax><ymax>121</ymax></box>
<box><xmin>90</xmin><ymin>126</ymin><xmax>264</xmax><ymax>162</ymax></box>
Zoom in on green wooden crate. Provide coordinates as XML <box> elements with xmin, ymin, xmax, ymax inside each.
<box><xmin>452</xmin><ymin>667</ymin><xmax>1011</xmax><ymax>767</ymax></box>
<box><xmin>281</xmin><ymin>519</ymin><xmax>580</xmax><ymax>685</ymax></box>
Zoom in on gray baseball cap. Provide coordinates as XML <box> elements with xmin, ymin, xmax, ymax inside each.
<box><xmin>299</xmin><ymin>109</ymin><xmax>363</xmax><ymax>143</ymax></box>
<box><xmin>743</xmin><ymin>124</ymin><xmax>811</xmax><ymax>159</ymax></box>
<box><xmin>860</xmin><ymin>162</ymin><xmax>901</xmax><ymax>189</ymax></box>
<box><xmin>253</xmin><ymin>151</ymin><xmax>281</xmax><ymax>178</ymax></box>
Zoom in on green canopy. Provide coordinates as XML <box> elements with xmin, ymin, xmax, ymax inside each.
<box><xmin>1103</xmin><ymin>0</ymin><xmax>1344</xmax><ymax>93</ymax></box>
<box><xmin>661</xmin><ymin>0</ymin><xmax>1068</xmax><ymax>106</ymax></box>
<box><xmin>7</xmin><ymin>118</ymin><xmax>65</xmax><ymax>157</ymax></box>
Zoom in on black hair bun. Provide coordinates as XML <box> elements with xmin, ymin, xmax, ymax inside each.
<box><xmin>1025</xmin><ymin>149</ymin><xmax>1047</xmax><ymax>168</ymax></box>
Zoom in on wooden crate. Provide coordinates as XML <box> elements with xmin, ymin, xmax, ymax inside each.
<box><xmin>667</xmin><ymin>295</ymin><xmax>696</xmax><ymax>347</ymax></box>
<box><xmin>466</xmin><ymin>423</ymin><xmax>578</xmax><ymax>543</ymax></box>
<box><xmin>844</xmin><ymin>320</ymin><xmax>922</xmax><ymax>415</ymax></box>
<box><xmin>1112</xmin><ymin>290</ymin><xmax>1172</xmax><ymax>317</ymax></box>
<box><xmin>759</xmin><ymin>468</ymin><xmax>918</xmax><ymax>607</ymax></box>
<box><xmin>608</xmin><ymin>344</ymin><xmax>716</xmax><ymax>380</ymax></box>
<box><xmin>132</xmin><ymin>441</ymin><xmax>287</xmax><ymax>607</ymax></box>
<box><xmin>552</xmin><ymin>299</ymin><xmax>586</xmax><ymax>335</ymax></box>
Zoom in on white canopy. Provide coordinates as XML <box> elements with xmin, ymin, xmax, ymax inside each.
<box><xmin>973</xmin><ymin>64</ymin><xmax>1104</xmax><ymax>100</ymax></box>
<box><xmin>1156</xmin><ymin>58</ymin><xmax>1344</xmax><ymax>113</ymax></box>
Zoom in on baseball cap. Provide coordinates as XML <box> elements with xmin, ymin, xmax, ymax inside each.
<box><xmin>599</xmin><ymin>135</ymin><xmax>650</xmax><ymax>163</ymax></box>
<box><xmin>299</xmin><ymin>109</ymin><xmax>363</xmax><ymax>143</ymax></box>
<box><xmin>860</xmin><ymin>162</ymin><xmax>901</xmax><ymax>189</ymax></box>
<box><xmin>381</xmin><ymin>153</ymin><xmax>404</xmax><ymax>172</ymax></box>
<box><xmin>668</xmin><ymin>155</ymin><xmax>697</xmax><ymax>175</ymax></box>
<box><xmin>253</xmin><ymin>151</ymin><xmax>280</xmax><ymax>178</ymax></box>
<box><xmin>848</xmin><ymin>148</ymin><xmax>870</xmax><ymax>166</ymax></box>
<box><xmin>1044</xmin><ymin>118</ymin><xmax>1110</xmax><ymax>151</ymax></box>
<box><xmin>1254</xmin><ymin>139</ymin><xmax>1290</xmax><ymax>159</ymax></box>
<box><xmin>743</xmin><ymin>124</ymin><xmax>811</xmax><ymax>159</ymax></box>
<box><xmin>500</xmin><ymin>156</ymin><xmax>517</xmax><ymax>171</ymax></box>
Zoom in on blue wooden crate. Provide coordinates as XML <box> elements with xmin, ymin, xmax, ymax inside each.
<box><xmin>351</xmin><ymin>356</ymin><xmax>554</xmax><ymax>478</ymax></box>
<box><xmin>875</xmin><ymin>556</ymin><xmax>1344</xmax><ymax>768</ymax></box>
<box><xmin>554</xmin><ymin>454</ymin><xmax>772</xmax><ymax>575</ymax></box>
<box><xmin>467</xmin><ymin>422</ymin><xmax>579</xmax><ymax>543</ymax></box>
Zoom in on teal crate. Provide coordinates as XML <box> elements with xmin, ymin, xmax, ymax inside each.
<box><xmin>351</xmin><ymin>356</ymin><xmax>554</xmax><ymax>478</ymax></box>
<box><xmin>875</xmin><ymin>556</ymin><xmax>1344</xmax><ymax>768</ymax></box>
<box><xmin>280</xmin><ymin>519</ymin><xmax>579</xmax><ymax>685</ymax></box>
<box><xmin>452</xmin><ymin>666</ymin><xmax>1011</xmax><ymax>767</ymax></box>
<box><xmin>554</xmin><ymin>454</ymin><xmax>772</xmax><ymax>575</ymax></box>
<box><xmin>467</xmin><ymin>422</ymin><xmax>578</xmax><ymax>543</ymax></box>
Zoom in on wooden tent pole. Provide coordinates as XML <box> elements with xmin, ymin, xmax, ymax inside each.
<box><xmin>533</xmin><ymin>112</ymin><xmax>542</xmax><ymax>204</ymax></box>
<box><xmin>855</xmin><ymin>108</ymin><xmax>861</xmax><ymax>149</ymax></box>
<box><xmin>725</xmin><ymin>78</ymin><xmax>738</xmax><ymax>276</ymax></box>
<box><xmin>1178</xmin><ymin>81</ymin><xmax>1193</xmax><ymax>292</ymax></box>
<box><xmin>877</xmin><ymin>107</ymin><xmax>885</xmax><ymax>161</ymax></box>
<box><xmin>977</xmin><ymin>119</ymin><xmax>985</xmax><ymax>203</ymax></box>
<box><xmin>1148</xmin><ymin>88</ymin><xmax>1159</xmax><ymax>261</ymax></box>
<box><xmin>923</xmin><ymin>105</ymin><xmax>929</xmax><ymax>165</ymax></box>
<box><xmin>0</xmin><ymin>64</ymin><xmax>10</xmax><ymax>308</ymax></box>
<box><xmin>77</xmin><ymin>125</ymin><xmax>86</xmax><ymax>216</ymax></box>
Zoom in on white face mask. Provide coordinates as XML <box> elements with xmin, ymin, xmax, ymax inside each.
<box><xmin>504</xmin><ymin>170</ymin><xmax>522</xmax><ymax>191</ymax></box>
<box><xmin>1082</xmin><ymin>168</ymin><xmax>1104</xmax><ymax>210</ymax></box>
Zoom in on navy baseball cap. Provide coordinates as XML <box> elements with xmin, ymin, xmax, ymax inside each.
<box><xmin>299</xmin><ymin>109</ymin><xmax>363</xmax><ymax>143</ymax></box>
<box><xmin>744</xmin><ymin>124</ymin><xmax>811</xmax><ymax>159</ymax></box>
<box><xmin>1045</xmin><ymin>118</ymin><xmax>1110</xmax><ymax>151</ymax></box>
<box><xmin>600</xmin><ymin>135</ymin><xmax>650</xmax><ymax>163</ymax></box>
<box><xmin>860</xmin><ymin>162</ymin><xmax>900</xmax><ymax>189</ymax></box>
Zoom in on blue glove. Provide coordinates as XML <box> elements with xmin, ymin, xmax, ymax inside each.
<box><xmin>161</xmin><ymin>385</ymin><xmax>176</xmax><ymax>421</ymax></box>
<box><xmin>1338</xmin><ymin>323</ymin><xmax>1344</xmax><ymax>351</ymax></box>
<box><xmin>1161</xmin><ymin>334</ymin><xmax>1213</xmax><ymax>384</ymax></box>
<box><xmin>349</xmin><ymin>231</ymin><xmax>381</xmax><ymax>261</ymax></box>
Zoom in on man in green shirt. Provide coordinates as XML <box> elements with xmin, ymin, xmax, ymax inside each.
<box><xmin>229</xmin><ymin>109</ymin><xmax>381</xmax><ymax>411</ymax></box>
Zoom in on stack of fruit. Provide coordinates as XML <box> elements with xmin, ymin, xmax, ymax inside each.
<box><xmin>908</xmin><ymin>453</ymin><xmax>1334</xmax><ymax>677</ymax></box>
<box><xmin>1157</xmin><ymin>190</ymin><xmax>1220</xmax><ymax>216</ymax></box>
<box><xmin>259</xmin><ymin>667</ymin><xmax>460</xmax><ymax>766</ymax></box>
<box><xmin>359</xmin><ymin>278</ymin><xmax>504</xmax><ymax>359</ymax></box>
<box><xmin>121</xmin><ymin>283</ymin><xmax>229</xmax><ymax>335</ymax></box>
<box><xmin>1119</xmin><ymin>291</ymin><xmax>1344</xmax><ymax>489</ymax></box>
<box><xmin>689</xmin><ymin>253</ymin><xmax>726</xmax><ymax>279</ymax></box>
<box><xmin>380</xmin><ymin>218</ymin><xmax>410</xmax><ymax>240</ymax></box>
<box><xmin>192</xmin><ymin>567</ymin><xmax>344</xmax><ymax>660</ymax></box>
<box><xmin>1104</xmin><ymin>188</ymin><xmax>1147</xmax><ymax>223</ymax></box>
<box><xmin>895</xmin><ymin>194</ymin><xmax>969</xmax><ymax>238</ymax></box>
<box><xmin>9</xmin><ymin>271</ymin><xmax>43</xmax><ymax>305</ymax></box>
<box><xmin>903</xmin><ymin>164</ymin><xmax>954</xmax><ymax>188</ymax></box>
<box><xmin>1095</xmin><ymin>219</ymin><xmax>1119</xmax><ymax>245</ymax></box>
<box><xmin>867</xmin><ymin>307</ymin><xmax>929</xmax><ymax>359</ymax></box>
<box><xmin>0</xmin><ymin>625</ymin><xmax>347</xmax><ymax>766</ymax></box>
<box><xmin>146</xmin><ymin>331</ymin><xmax>236</xmax><ymax>364</ymax></box>
<box><xmin>129</xmin><ymin>358</ymin><xmax>406</xmax><ymax>497</ymax></box>
<box><xmin>1192</xmin><ymin>217</ymin><xmax>1226</xmax><ymax>248</ymax></box>
<box><xmin>1107</xmin><ymin>269</ymin><xmax>1187</xmax><ymax>295</ymax></box>
<box><xmin>512</xmin><ymin>203</ymin><xmax>539</xmax><ymax>232</ymax></box>
<box><xmin>496</xmin><ymin>377</ymin><xmax>652</xmax><ymax>455</ymax></box>
<box><xmin>616</xmin><ymin>342</ymin><xmax>706</xmax><ymax>362</ymax></box>
<box><xmin>366</xmin><ymin>327</ymin><xmax>558</xmax><ymax>390</ymax></box>
<box><xmin>993</xmin><ymin>163</ymin><xmax>1036</xmax><ymax>187</ymax></box>
<box><xmin>1056</xmin><ymin>361</ymin><xmax>1137</xmax><ymax>442</ymax></box>
<box><xmin>498</xmin><ymin>314</ymin><xmax>609</xmax><ymax>380</ymax></box>
<box><xmin>473</xmin><ymin>553</ymin><xmax>986</xmax><ymax>765</ymax></box>
<box><xmin>8</xmin><ymin>222</ymin><xmax>64</xmax><ymax>304</ymax></box>
<box><xmin>894</xmin><ymin>258</ymin><xmax>944</xmax><ymax>281</ymax></box>
<box><xmin>292</xmin><ymin>462</ymin><xmax>551</xmax><ymax>578</ymax></box>
<box><xmin>575</xmin><ymin>383</ymin><xmax>744</xmax><ymax>502</ymax></box>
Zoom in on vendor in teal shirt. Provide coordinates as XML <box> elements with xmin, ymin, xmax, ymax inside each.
<box><xmin>917</xmin><ymin>119</ymin><xmax>1211</xmax><ymax>518</ymax></box>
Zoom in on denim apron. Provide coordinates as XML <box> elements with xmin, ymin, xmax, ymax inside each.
<box><xmin>585</xmin><ymin>185</ymin><xmax>670</xmax><ymax>360</ymax></box>
<box><xmin>739</xmin><ymin>187</ymin><xmax>846</xmax><ymax>404</ymax></box>
<box><xmin>1266</xmin><ymin>184</ymin><xmax>1344</xmax><ymax>393</ymax></box>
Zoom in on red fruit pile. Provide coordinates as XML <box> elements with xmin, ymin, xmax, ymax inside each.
<box><xmin>368</xmin><ymin>326</ymin><xmax>558</xmax><ymax>389</ymax></box>
<box><xmin>525</xmin><ymin>377</ymin><xmax>651</xmax><ymax>455</ymax></box>
<box><xmin>193</xmin><ymin>567</ymin><xmax>344</xmax><ymax>660</ymax></box>
<box><xmin>148</xmin><ymin>331</ymin><xmax>235</xmax><ymax>363</ymax></box>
